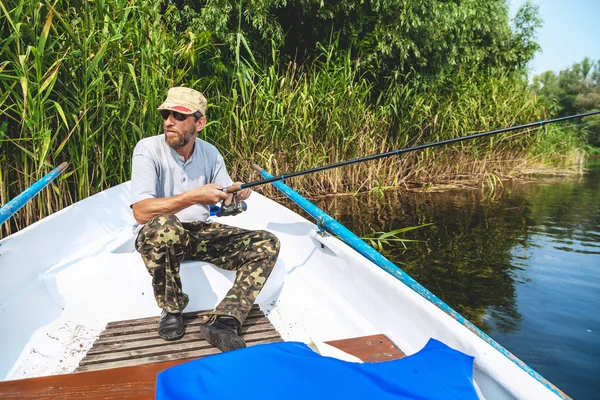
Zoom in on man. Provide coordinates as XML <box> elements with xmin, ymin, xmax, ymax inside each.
<box><xmin>130</xmin><ymin>87</ymin><xmax>280</xmax><ymax>352</ymax></box>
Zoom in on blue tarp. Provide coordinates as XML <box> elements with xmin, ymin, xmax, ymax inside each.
<box><xmin>156</xmin><ymin>338</ymin><xmax>478</xmax><ymax>400</ymax></box>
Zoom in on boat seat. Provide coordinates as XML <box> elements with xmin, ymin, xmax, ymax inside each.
<box><xmin>0</xmin><ymin>306</ymin><xmax>405</xmax><ymax>399</ymax></box>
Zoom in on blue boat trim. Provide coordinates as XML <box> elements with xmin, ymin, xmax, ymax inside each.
<box><xmin>258</xmin><ymin>168</ymin><xmax>569</xmax><ymax>400</ymax></box>
<box><xmin>0</xmin><ymin>162</ymin><xmax>69</xmax><ymax>226</ymax></box>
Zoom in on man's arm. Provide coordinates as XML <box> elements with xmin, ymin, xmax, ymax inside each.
<box><xmin>132</xmin><ymin>184</ymin><xmax>229</xmax><ymax>225</ymax></box>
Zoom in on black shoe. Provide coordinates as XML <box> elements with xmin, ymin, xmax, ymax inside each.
<box><xmin>199</xmin><ymin>316</ymin><xmax>246</xmax><ymax>352</ymax></box>
<box><xmin>158</xmin><ymin>309</ymin><xmax>185</xmax><ymax>341</ymax></box>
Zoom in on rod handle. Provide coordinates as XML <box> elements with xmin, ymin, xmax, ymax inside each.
<box><xmin>223</xmin><ymin>164</ymin><xmax>265</xmax><ymax>193</ymax></box>
<box><xmin>224</xmin><ymin>182</ymin><xmax>242</xmax><ymax>193</ymax></box>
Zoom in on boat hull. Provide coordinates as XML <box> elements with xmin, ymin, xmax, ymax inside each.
<box><xmin>0</xmin><ymin>182</ymin><xmax>565</xmax><ymax>399</ymax></box>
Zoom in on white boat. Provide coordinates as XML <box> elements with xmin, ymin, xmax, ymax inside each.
<box><xmin>0</xmin><ymin>178</ymin><xmax>570</xmax><ymax>399</ymax></box>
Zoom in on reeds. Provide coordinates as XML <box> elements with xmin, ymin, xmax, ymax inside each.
<box><xmin>1</xmin><ymin>0</ymin><xmax>200</xmax><ymax>235</ymax></box>
<box><xmin>0</xmin><ymin>1</ymin><xmax>582</xmax><ymax>237</ymax></box>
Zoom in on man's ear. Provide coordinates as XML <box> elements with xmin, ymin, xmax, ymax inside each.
<box><xmin>196</xmin><ymin>116</ymin><xmax>207</xmax><ymax>132</ymax></box>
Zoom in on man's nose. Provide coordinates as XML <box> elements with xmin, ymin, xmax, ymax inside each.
<box><xmin>164</xmin><ymin>115</ymin><xmax>176</xmax><ymax>125</ymax></box>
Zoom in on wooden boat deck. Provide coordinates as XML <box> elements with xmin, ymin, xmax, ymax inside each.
<box><xmin>77</xmin><ymin>305</ymin><xmax>281</xmax><ymax>372</ymax></box>
<box><xmin>0</xmin><ymin>306</ymin><xmax>405</xmax><ymax>399</ymax></box>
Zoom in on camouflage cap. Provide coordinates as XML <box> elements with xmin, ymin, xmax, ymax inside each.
<box><xmin>157</xmin><ymin>87</ymin><xmax>207</xmax><ymax>115</ymax></box>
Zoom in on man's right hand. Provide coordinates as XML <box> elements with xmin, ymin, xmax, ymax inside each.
<box><xmin>187</xmin><ymin>183</ymin><xmax>230</xmax><ymax>205</ymax></box>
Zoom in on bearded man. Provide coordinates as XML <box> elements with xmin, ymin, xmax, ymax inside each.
<box><xmin>130</xmin><ymin>87</ymin><xmax>280</xmax><ymax>352</ymax></box>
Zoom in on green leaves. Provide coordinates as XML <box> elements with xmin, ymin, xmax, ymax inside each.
<box><xmin>511</xmin><ymin>1</ymin><xmax>542</xmax><ymax>70</ymax></box>
<box><xmin>36</xmin><ymin>8</ymin><xmax>53</xmax><ymax>56</ymax></box>
<box><xmin>533</xmin><ymin>57</ymin><xmax>600</xmax><ymax>148</ymax></box>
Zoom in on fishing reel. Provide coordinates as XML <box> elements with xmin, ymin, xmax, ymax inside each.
<box><xmin>216</xmin><ymin>197</ymin><xmax>247</xmax><ymax>217</ymax></box>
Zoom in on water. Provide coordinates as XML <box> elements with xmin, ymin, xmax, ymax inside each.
<box><xmin>286</xmin><ymin>163</ymin><xmax>600</xmax><ymax>399</ymax></box>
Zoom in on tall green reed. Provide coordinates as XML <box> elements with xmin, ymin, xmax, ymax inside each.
<box><xmin>201</xmin><ymin>41</ymin><xmax>393</xmax><ymax>196</ymax></box>
<box><xmin>0</xmin><ymin>0</ymin><xmax>204</xmax><ymax>236</ymax></box>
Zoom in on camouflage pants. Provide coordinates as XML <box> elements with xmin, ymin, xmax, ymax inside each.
<box><xmin>135</xmin><ymin>214</ymin><xmax>280</xmax><ymax>325</ymax></box>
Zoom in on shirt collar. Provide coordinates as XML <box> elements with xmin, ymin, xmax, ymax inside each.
<box><xmin>167</xmin><ymin>138</ymin><xmax>197</xmax><ymax>166</ymax></box>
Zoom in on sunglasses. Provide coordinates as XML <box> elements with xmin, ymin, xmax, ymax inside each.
<box><xmin>160</xmin><ymin>110</ymin><xmax>203</xmax><ymax>121</ymax></box>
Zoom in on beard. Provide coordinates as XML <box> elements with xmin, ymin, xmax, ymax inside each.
<box><xmin>165</xmin><ymin>128</ymin><xmax>195</xmax><ymax>149</ymax></box>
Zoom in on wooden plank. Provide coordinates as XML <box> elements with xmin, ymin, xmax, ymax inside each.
<box><xmin>87</xmin><ymin>322</ymin><xmax>275</xmax><ymax>355</ymax></box>
<box><xmin>325</xmin><ymin>333</ymin><xmax>405</xmax><ymax>362</ymax></box>
<box><xmin>94</xmin><ymin>317</ymin><xmax>275</xmax><ymax>345</ymax></box>
<box><xmin>76</xmin><ymin>337</ymin><xmax>283</xmax><ymax>372</ymax></box>
<box><xmin>103</xmin><ymin>306</ymin><xmax>263</xmax><ymax>330</ymax></box>
<box><xmin>0</xmin><ymin>334</ymin><xmax>404</xmax><ymax>400</ymax></box>
<box><xmin>79</xmin><ymin>330</ymin><xmax>282</xmax><ymax>367</ymax></box>
<box><xmin>98</xmin><ymin>313</ymin><xmax>267</xmax><ymax>338</ymax></box>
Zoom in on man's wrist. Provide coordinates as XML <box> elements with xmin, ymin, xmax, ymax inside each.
<box><xmin>178</xmin><ymin>191</ymin><xmax>196</xmax><ymax>208</ymax></box>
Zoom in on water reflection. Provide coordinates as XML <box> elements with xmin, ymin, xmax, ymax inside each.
<box><xmin>281</xmin><ymin>162</ymin><xmax>600</xmax><ymax>399</ymax></box>
<box><xmin>299</xmin><ymin>189</ymin><xmax>532</xmax><ymax>332</ymax></box>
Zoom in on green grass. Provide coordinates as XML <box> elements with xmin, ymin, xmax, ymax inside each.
<box><xmin>528</xmin><ymin>125</ymin><xmax>587</xmax><ymax>166</ymax></box>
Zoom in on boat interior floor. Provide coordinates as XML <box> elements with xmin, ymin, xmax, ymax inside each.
<box><xmin>0</xmin><ymin>306</ymin><xmax>405</xmax><ymax>399</ymax></box>
<box><xmin>77</xmin><ymin>305</ymin><xmax>280</xmax><ymax>372</ymax></box>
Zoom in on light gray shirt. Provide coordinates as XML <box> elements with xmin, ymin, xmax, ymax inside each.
<box><xmin>130</xmin><ymin>134</ymin><xmax>232</xmax><ymax>233</ymax></box>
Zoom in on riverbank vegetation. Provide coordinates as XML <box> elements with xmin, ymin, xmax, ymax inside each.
<box><xmin>532</xmin><ymin>57</ymin><xmax>600</xmax><ymax>153</ymax></box>
<box><xmin>0</xmin><ymin>0</ymin><xmax>589</xmax><ymax>236</ymax></box>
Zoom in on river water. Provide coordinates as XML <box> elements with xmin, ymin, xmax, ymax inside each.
<box><xmin>288</xmin><ymin>162</ymin><xmax>600</xmax><ymax>399</ymax></box>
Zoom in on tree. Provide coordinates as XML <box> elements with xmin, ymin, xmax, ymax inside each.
<box><xmin>533</xmin><ymin>58</ymin><xmax>600</xmax><ymax>146</ymax></box>
<box><xmin>160</xmin><ymin>0</ymin><xmax>542</xmax><ymax>85</ymax></box>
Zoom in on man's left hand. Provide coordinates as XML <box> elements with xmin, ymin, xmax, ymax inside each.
<box><xmin>234</xmin><ymin>182</ymin><xmax>251</xmax><ymax>201</ymax></box>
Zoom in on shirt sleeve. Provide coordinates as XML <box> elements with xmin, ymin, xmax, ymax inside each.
<box><xmin>130</xmin><ymin>142</ymin><xmax>158</xmax><ymax>206</ymax></box>
<box><xmin>211</xmin><ymin>152</ymin><xmax>233</xmax><ymax>188</ymax></box>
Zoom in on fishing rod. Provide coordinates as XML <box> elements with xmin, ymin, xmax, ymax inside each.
<box><xmin>215</xmin><ymin>110</ymin><xmax>600</xmax><ymax>215</ymax></box>
<box><xmin>220</xmin><ymin>110</ymin><xmax>600</xmax><ymax>197</ymax></box>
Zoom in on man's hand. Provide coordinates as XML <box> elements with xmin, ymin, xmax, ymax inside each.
<box><xmin>233</xmin><ymin>182</ymin><xmax>252</xmax><ymax>201</ymax></box>
<box><xmin>222</xmin><ymin>182</ymin><xmax>251</xmax><ymax>206</ymax></box>
<box><xmin>188</xmin><ymin>183</ymin><xmax>230</xmax><ymax>205</ymax></box>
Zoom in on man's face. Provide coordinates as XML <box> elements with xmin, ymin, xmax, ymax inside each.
<box><xmin>161</xmin><ymin>110</ymin><xmax>199</xmax><ymax>149</ymax></box>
